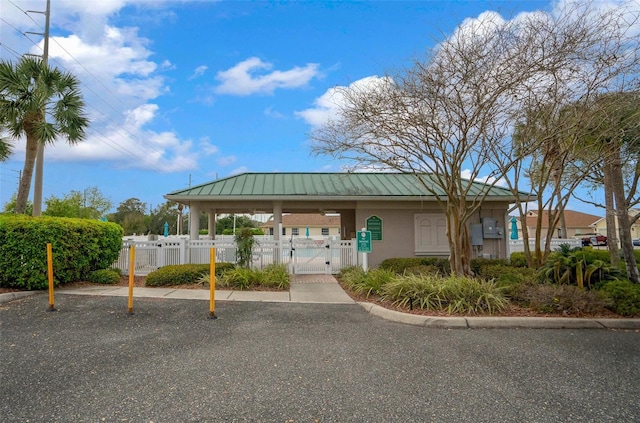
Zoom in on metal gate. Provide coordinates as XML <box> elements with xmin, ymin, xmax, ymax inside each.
<box><xmin>291</xmin><ymin>238</ymin><xmax>356</xmax><ymax>274</ymax></box>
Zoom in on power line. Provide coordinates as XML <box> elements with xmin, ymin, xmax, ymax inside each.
<box><xmin>4</xmin><ymin>2</ymin><xmax>193</xmax><ymax>166</ymax></box>
<box><xmin>2</xmin><ymin>2</ymin><xmax>212</xmax><ymax>183</ymax></box>
<box><xmin>7</xmin><ymin>0</ymin><xmax>42</xmax><ymax>27</ymax></box>
<box><xmin>0</xmin><ymin>42</ymin><xmax>23</xmax><ymax>59</ymax></box>
<box><xmin>0</xmin><ymin>18</ymin><xmax>45</xmax><ymax>53</ymax></box>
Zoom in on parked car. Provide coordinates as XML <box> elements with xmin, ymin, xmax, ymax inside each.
<box><xmin>633</xmin><ymin>238</ymin><xmax>640</xmax><ymax>247</ymax></box>
<box><xmin>579</xmin><ymin>233</ymin><xmax>608</xmax><ymax>246</ymax></box>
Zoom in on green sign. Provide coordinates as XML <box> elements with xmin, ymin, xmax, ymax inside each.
<box><xmin>357</xmin><ymin>230</ymin><xmax>372</xmax><ymax>253</ymax></box>
<box><xmin>366</xmin><ymin>215</ymin><xmax>383</xmax><ymax>241</ymax></box>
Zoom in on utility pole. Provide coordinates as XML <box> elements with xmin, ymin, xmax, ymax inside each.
<box><xmin>27</xmin><ymin>0</ymin><xmax>51</xmax><ymax>216</ymax></box>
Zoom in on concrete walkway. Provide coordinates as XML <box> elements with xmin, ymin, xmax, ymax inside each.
<box><xmin>49</xmin><ymin>274</ymin><xmax>355</xmax><ymax>304</ymax></box>
<box><xmin>3</xmin><ymin>274</ymin><xmax>640</xmax><ymax>329</ymax></box>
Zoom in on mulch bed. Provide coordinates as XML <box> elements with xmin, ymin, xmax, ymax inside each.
<box><xmin>334</xmin><ymin>279</ymin><xmax>624</xmax><ymax>319</ymax></box>
<box><xmin>1</xmin><ymin>276</ymin><xmax>627</xmax><ymax>319</ymax></box>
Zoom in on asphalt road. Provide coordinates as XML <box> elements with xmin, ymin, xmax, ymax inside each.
<box><xmin>1</xmin><ymin>294</ymin><xmax>639</xmax><ymax>423</ymax></box>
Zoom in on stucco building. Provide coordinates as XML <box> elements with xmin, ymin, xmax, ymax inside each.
<box><xmin>164</xmin><ymin>172</ymin><xmax>520</xmax><ymax>268</ymax></box>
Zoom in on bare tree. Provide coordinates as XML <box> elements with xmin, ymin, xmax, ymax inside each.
<box><xmin>311</xmin><ymin>3</ymin><xmax>640</xmax><ymax>276</ymax></box>
<box><xmin>508</xmin><ymin>102</ymin><xmax>601</xmax><ymax>267</ymax></box>
<box><xmin>494</xmin><ymin>2</ymin><xmax>640</xmax><ymax>268</ymax></box>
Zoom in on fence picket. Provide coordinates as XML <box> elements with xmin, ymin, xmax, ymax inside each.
<box><xmin>112</xmin><ymin>238</ymin><xmax>355</xmax><ymax>276</ymax></box>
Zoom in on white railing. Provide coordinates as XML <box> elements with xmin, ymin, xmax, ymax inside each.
<box><xmin>113</xmin><ymin>237</ymin><xmax>355</xmax><ymax>276</ymax></box>
<box><xmin>508</xmin><ymin>238</ymin><xmax>583</xmax><ymax>253</ymax></box>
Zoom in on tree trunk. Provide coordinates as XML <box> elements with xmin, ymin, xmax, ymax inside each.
<box><xmin>15</xmin><ymin>123</ymin><xmax>39</xmax><ymax>214</ymax></box>
<box><xmin>611</xmin><ymin>155</ymin><xmax>639</xmax><ymax>283</ymax></box>
<box><xmin>446</xmin><ymin>202</ymin><xmax>473</xmax><ymax>276</ymax></box>
<box><xmin>603</xmin><ymin>161</ymin><xmax>620</xmax><ymax>267</ymax></box>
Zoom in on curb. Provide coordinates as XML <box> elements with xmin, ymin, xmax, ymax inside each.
<box><xmin>0</xmin><ymin>291</ymin><xmax>38</xmax><ymax>304</ymax></box>
<box><xmin>358</xmin><ymin>302</ymin><xmax>640</xmax><ymax>329</ymax></box>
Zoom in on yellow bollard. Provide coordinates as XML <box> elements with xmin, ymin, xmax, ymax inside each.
<box><xmin>128</xmin><ymin>245</ymin><xmax>135</xmax><ymax>314</ymax></box>
<box><xmin>46</xmin><ymin>243</ymin><xmax>56</xmax><ymax>311</ymax></box>
<box><xmin>209</xmin><ymin>247</ymin><xmax>217</xmax><ymax>319</ymax></box>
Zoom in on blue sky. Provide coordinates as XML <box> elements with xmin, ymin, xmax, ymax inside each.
<box><xmin>0</xmin><ymin>0</ymin><xmax>616</xmax><ymax>217</ymax></box>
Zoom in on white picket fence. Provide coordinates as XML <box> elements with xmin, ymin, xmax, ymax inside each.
<box><xmin>508</xmin><ymin>238</ymin><xmax>583</xmax><ymax>253</ymax></box>
<box><xmin>112</xmin><ymin>237</ymin><xmax>357</xmax><ymax>276</ymax></box>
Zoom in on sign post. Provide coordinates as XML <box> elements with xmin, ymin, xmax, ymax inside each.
<box><xmin>357</xmin><ymin>229</ymin><xmax>372</xmax><ymax>271</ymax></box>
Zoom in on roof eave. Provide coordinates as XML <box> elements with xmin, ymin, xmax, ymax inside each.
<box><xmin>164</xmin><ymin>194</ymin><xmax>521</xmax><ymax>202</ymax></box>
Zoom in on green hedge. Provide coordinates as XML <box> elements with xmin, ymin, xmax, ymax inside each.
<box><xmin>379</xmin><ymin>257</ymin><xmax>515</xmax><ymax>277</ymax></box>
<box><xmin>601</xmin><ymin>279</ymin><xmax>640</xmax><ymax>316</ymax></box>
<box><xmin>0</xmin><ymin>215</ymin><xmax>123</xmax><ymax>290</ymax></box>
<box><xmin>379</xmin><ymin>257</ymin><xmax>451</xmax><ymax>275</ymax></box>
<box><xmin>511</xmin><ymin>249</ymin><xmax>640</xmax><ymax>269</ymax></box>
<box><xmin>145</xmin><ymin>263</ymin><xmax>235</xmax><ymax>287</ymax></box>
<box><xmin>86</xmin><ymin>269</ymin><xmax>121</xmax><ymax>285</ymax></box>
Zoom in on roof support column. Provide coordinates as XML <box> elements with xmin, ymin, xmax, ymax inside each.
<box><xmin>273</xmin><ymin>201</ymin><xmax>283</xmax><ymax>241</ymax></box>
<box><xmin>189</xmin><ymin>203</ymin><xmax>200</xmax><ymax>240</ymax></box>
<box><xmin>208</xmin><ymin>210</ymin><xmax>216</xmax><ymax>240</ymax></box>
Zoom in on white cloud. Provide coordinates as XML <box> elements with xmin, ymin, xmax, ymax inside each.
<box><xmin>46</xmin><ymin>104</ymin><xmax>199</xmax><ymax>173</ymax></box>
<box><xmin>198</xmin><ymin>137</ymin><xmax>219</xmax><ymax>156</ymax></box>
<box><xmin>218</xmin><ymin>156</ymin><xmax>237</xmax><ymax>167</ymax></box>
<box><xmin>230</xmin><ymin>166</ymin><xmax>250</xmax><ymax>175</ymax></box>
<box><xmin>0</xmin><ymin>3</ymin><xmax>201</xmax><ymax>173</ymax></box>
<box><xmin>125</xmin><ymin>104</ymin><xmax>158</xmax><ymax>127</ymax></box>
<box><xmin>264</xmin><ymin>107</ymin><xmax>286</xmax><ymax>119</ymax></box>
<box><xmin>296</xmin><ymin>76</ymin><xmax>392</xmax><ymax>128</ymax></box>
<box><xmin>189</xmin><ymin>65</ymin><xmax>208</xmax><ymax>80</ymax></box>
<box><xmin>215</xmin><ymin>57</ymin><xmax>321</xmax><ymax>96</ymax></box>
<box><xmin>461</xmin><ymin>169</ymin><xmax>507</xmax><ymax>187</ymax></box>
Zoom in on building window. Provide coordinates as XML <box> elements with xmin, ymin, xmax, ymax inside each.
<box><xmin>292</xmin><ymin>228</ymin><xmax>299</xmax><ymax>236</ymax></box>
<box><xmin>269</xmin><ymin>227</ymin><xmax>274</xmax><ymax>236</ymax></box>
<box><xmin>321</xmin><ymin>228</ymin><xmax>329</xmax><ymax>236</ymax></box>
<box><xmin>282</xmin><ymin>227</ymin><xmax>286</xmax><ymax>236</ymax></box>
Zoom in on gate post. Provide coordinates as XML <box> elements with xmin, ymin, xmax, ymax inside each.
<box><xmin>180</xmin><ymin>239</ymin><xmax>187</xmax><ymax>264</ymax></box>
<box><xmin>325</xmin><ymin>241</ymin><xmax>332</xmax><ymax>274</ymax></box>
<box><xmin>156</xmin><ymin>239</ymin><xmax>165</xmax><ymax>268</ymax></box>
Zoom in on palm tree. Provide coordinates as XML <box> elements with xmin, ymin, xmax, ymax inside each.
<box><xmin>0</xmin><ymin>137</ymin><xmax>11</xmax><ymax>161</ymax></box>
<box><xmin>0</xmin><ymin>57</ymin><xmax>88</xmax><ymax>214</ymax></box>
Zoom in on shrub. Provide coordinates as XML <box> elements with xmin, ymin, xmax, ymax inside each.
<box><xmin>579</xmin><ymin>247</ymin><xmax>612</xmax><ymax>264</ymax></box>
<box><xmin>86</xmin><ymin>269</ymin><xmax>121</xmax><ymax>285</ymax></box>
<box><xmin>601</xmin><ymin>279</ymin><xmax>640</xmax><ymax>316</ymax></box>
<box><xmin>521</xmin><ymin>284</ymin><xmax>611</xmax><ymax>316</ymax></box>
<box><xmin>470</xmin><ymin>258</ymin><xmax>509</xmax><ymax>276</ymax></box>
<box><xmin>340</xmin><ymin>267</ymin><xmax>394</xmax><ymax>298</ymax></box>
<box><xmin>509</xmin><ymin>252</ymin><xmax>527</xmax><ymax>267</ymax></box>
<box><xmin>260</xmin><ymin>264</ymin><xmax>290</xmax><ymax>289</ymax></box>
<box><xmin>379</xmin><ymin>257</ymin><xmax>450</xmax><ymax>275</ymax></box>
<box><xmin>216</xmin><ymin>267</ymin><xmax>258</xmax><ymax>290</ymax></box>
<box><xmin>145</xmin><ymin>264</ymin><xmax>210</xmax><ymax>286</ymax></box>
<box><xmin>0</xmin><ymin>215</ymin><xmax>123</xmax><ymax>290</ymax></box>
<box><xmin>403</xmin><ymin>265</ymin><xmax>441</xmax><ymax>276</ymax></box>
<box><xmin>379</xmin><ymin>258</ymin><xmax>423</xmax><ymax>273</ymax></box>
<box><xmin>235</xmin><ymin>228</ymin><xmax>257</xmax><ymax>268</ymax></box>
<box><xmin>381</xmin><ymin>274</ymin><xmax>509</xmax><ymax>315</ymax></box>
<box><xmin>202</xmin><ymin>263</ymin><xmax>289</xmax><ymax>290</ymax></box>
<box><xmin>417</xmin><ymin>258</ymin><xmax>451</xmax><ymax>275</ymax></box>
<box><xmin>480</xmin><ymin>265</ymin><xmax>538</xmax><ymax>286</ymax></box>
<box><xmin>538</xmin><ymin>249</ymin><xmax>620</xmax><ymax>289</ymax></box>
<box><xmin>339</xmin><ymin>266</ymin><xmax>367</xmax><ymax>286</ymax></box>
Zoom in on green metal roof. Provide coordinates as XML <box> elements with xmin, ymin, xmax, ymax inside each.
<box><xmin>165</xmin><ymin>172</ymin><xmax>518</xmax><ymax>200</ymax></box>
